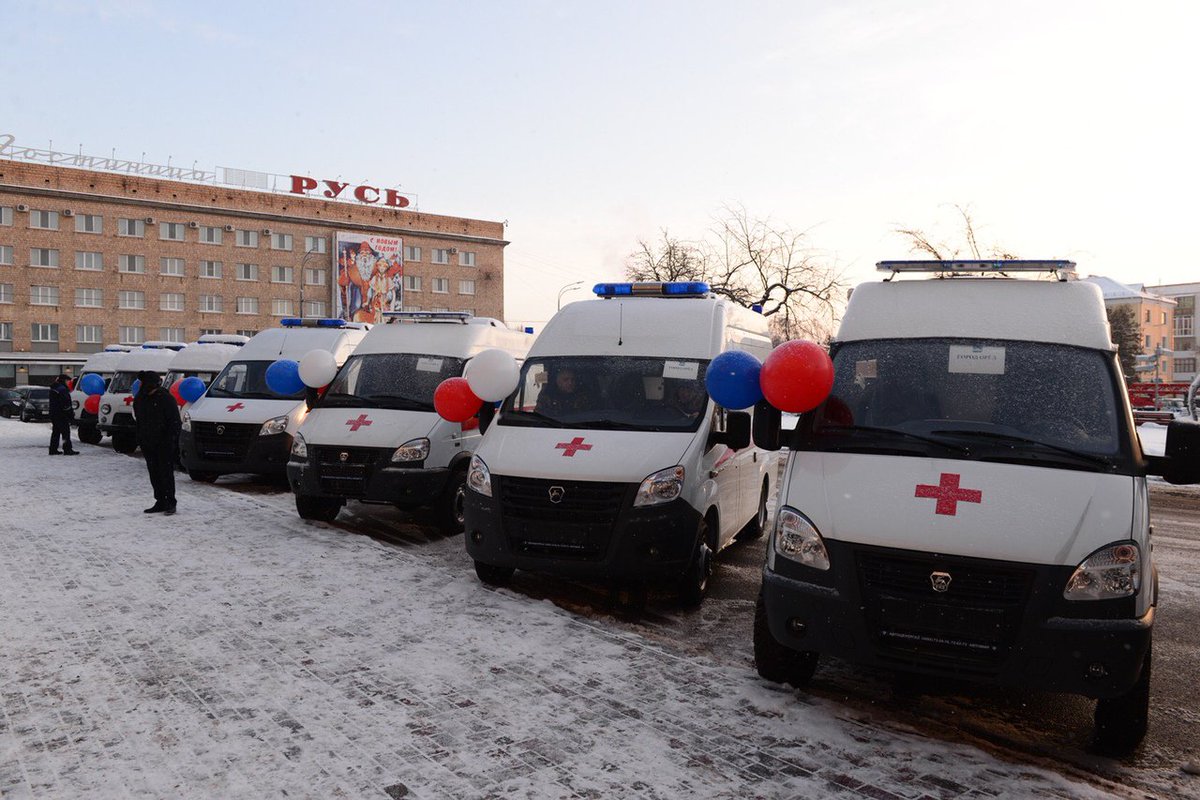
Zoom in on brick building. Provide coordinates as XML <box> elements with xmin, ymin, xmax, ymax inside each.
<box><xmin>0</xmin><ymin>159</ymin><xmax>507</xmax><ymax>386</ymax></box>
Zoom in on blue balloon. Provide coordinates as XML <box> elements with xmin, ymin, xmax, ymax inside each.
<box><xmin>705</xmin><ymin>350</ymin><xmax>764</xmax><ymax>410</ymax></box>
<box><xmin>265</xmin><ymin>359</ymin><xmax>304</xmax><ymax>395</ymax></box>
<box><xmin>178</xmin><ymin>376</ymin><xmax>207</xmax><ymax>404</ymax></box>
<box><xmin>80</xmin><ymin>373</ymin><xmax>106</xmax><ymax>396</ymax></box>
<box><xmin>130</xmin><ymin>379</ymin><xmax>142</xmax><ymax>398</ymax></box>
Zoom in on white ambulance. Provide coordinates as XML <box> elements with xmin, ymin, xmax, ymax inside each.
<box><xmin>463</xmin><ymin>281</ymin><xmax>776</xmax><ymax>605</ymax></box>
<box><xmin>163</xmin><ymin>334</ymin><xmax>251</xmax><ymax>395</ymax></box>
<box><xmin>72</xmin><ymin>344</ymin><xmax>134</xmax><ymax>444</ymax></box>
<box><xmin>287</xmin><ymin>312</ymin><xmax>535</xmax><ymax>528</ymax></box>
<box><xmin>753</xmin><ymin>260</ymin><xmax>1200</xmax><ymax>755</ymax></box>
<box><xmin>97</xmin><ymin>342</ymin><xmax>188</xmax><ymax>453</ymax></box>
<box><xmin>179</xmin><ymin>319</ymin><xmax>369</xmax><ymax>483</ymax></box>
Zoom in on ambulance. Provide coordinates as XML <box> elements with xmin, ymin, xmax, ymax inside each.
<box><xmin>97</xmin><ymin>342</ymin><xmax>188</xmax><ymax>453</ymax></box>
<box><xmin>72</xmin><ymin>344</ymin><xmax>134</xmax><ymax>444</ymax></box>
<box><xmin>163</xmin><ymin>334</ymin><xmax>250</xmax><ymax>395</ymax></box>
<box><xmin>179</xmin><ymin>319</ymin><xmax>369</xmax><ymax>483</ymax></box>
<box><xmin>463</xmin><ymin>281</ymin><xmax>776</xmax><ymax>605</ymax></box>
<box><xmin>287</xmin><ymin>312</ymin><xmax>534</xmax><ymax>528</ymax></box>
<box><xmin>752</xmin><ymin>260</ymin><xmax>1200</xmax><ymax>755</ymax></box>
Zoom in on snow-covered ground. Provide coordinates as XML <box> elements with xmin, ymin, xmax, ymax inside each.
<box><xmin>0</xmin><ymin>420</ymin><xmax>1130</xmax><ymax>798</ymax></box>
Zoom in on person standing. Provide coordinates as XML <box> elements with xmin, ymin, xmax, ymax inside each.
<box><xmin>48</xmin><ymin>374</ymin><xmax>79</xmax><ymax>456</ymax></box>
<box><xmin>132</xmin><ymin>371</ymin><xmax>181</xmax><ymax>515</ymax></box>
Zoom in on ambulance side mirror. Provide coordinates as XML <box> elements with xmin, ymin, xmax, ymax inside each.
<box><xmin>708</xmin><ymin>410</ymin><xmax>751</xmax><ymax>450</ymax></box>
<box><xmin>752</xmin><ymin>400</ymin><xmax>783</xmax><ymax>451</ymax></box>
<box><xmin>1149</xmin><ymin>419</ymin><xmax>1200</xmax><ymax>484</ymax></box>
<box><xmin>304</xmin><ymin>386</ymin><xmax>320</xmax><ymax>410</ymax></box>
<box><xmin>478</xmin><ymin>402</ymin><xmax>496</xmax><ymax>434</ymax></box>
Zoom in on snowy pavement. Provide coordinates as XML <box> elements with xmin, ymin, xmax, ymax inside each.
<box><xmin>0</xmin><ymin>420</ymin><xmax>1128</xmax><ymax>798</ymax></box>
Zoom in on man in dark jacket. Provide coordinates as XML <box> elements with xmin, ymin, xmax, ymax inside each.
<box><xmin>48</xmin><ymin>374</ymin><xmax>79</xmax><ymax>456</ymax></box>
<box><xmin>132</xmin><ymin>371</ymin><xmax>181</xmax><ymax>514</ymax></box>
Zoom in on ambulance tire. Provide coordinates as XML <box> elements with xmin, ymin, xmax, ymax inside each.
<box><xmin>78</xmin><ymin>425</ymin><xmax>103</xmax><ymax>445</ymax></box>
<box><xmin>753</xmin><ymin>591</ymin><xmax>819</xmax><ymax>687</ymax></box>
<box><xmin>188</xmin><ymin>470</ymin><xmax>220</xmax><ymax>484</ymax></box>
<box><xmin>111</xmin><ymin>432</ymin><xmax>137</xmax><ymax>454</ymax></box>
<box><xmin>1092</xmin><ymin>639</ymin><xmax>1152</xmax><ymax>756</ymax></box>
<box><xmin>436</xmin><ymin>466</ymin><xmax>469</xmax><ymax>534</ymax></box>
<box><xmin>296</xmin><ymin>494</ymin><xmax>343</xmax><ymax>523</ymax></box>
<box><xmin>739</xmin><ymin>480</ymin><xmax>770</xmax><ymax>540</ymax></box>
<box><xmin>677</xmin><ymin>517</ymin><xmax>714</xmax><ymax>608</ymax></box>
<box><xmin>474</xmin><ymin>560</ymin><xmax>514</xmax><ymax>587</ymax></box>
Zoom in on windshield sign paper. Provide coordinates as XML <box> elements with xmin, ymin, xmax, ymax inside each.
<box><xmin>948</xmin><ymin>345</ymin><xmax>1006</xmax><ymax>374</ymax></box>
<box><xmin>416</xmin><ymin>357</ymin><xmax>445</xmax><ymax>372</ymax></box>
<box><xmin>662</xmin><ymin>360</ymin><xmax>700</xmax><ymax>380</ymax></box>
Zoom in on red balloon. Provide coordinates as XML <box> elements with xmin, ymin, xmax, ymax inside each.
<box><xmin>83</xmin><ymin>394</ymin><xmax>101</xmax><ymax>415</ymax></box>
<box><xmin>760</xmin><ymin>340</ymin><xmax>835</xmax><ymax>413</ymax></box>
<box><xmin>169</xmin><ymin>379</ymin><xmax>186</xmax><ymax>407</ymax></box>
<box><xmin>434</xmin><ymin>377</ymin><xmax>483</xmax><ymax>423</ymax></box>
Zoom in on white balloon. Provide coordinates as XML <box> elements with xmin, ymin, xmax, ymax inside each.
<box><xmin>298</xmin><ymin>349</ymin><xmax>338</xmax><ymax>388</ymax></box>
<box><xmin>464</xmin><ymin>349</ymin><xmax>520</xmax><ymax>403</ymax></box>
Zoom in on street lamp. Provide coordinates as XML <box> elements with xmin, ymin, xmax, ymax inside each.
<box><xmin>557</xmin><ymin>280</ymin><xmax>585</xmax><ymax>311</ymax></box>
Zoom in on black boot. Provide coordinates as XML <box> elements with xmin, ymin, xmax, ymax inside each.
<box><xmin>144</xmin><ymin>503</ymin><xmax>166</xmax><ymax>514</ymax></box>
<box><xmin>63</xmin><ymin>449</ymin><xmax>80</xmax><ymax>456</ymax></box>
<box><xmin>48</xmin><ymin>449</ymin><xmax>61</xmax><ymax>455</ymax></box>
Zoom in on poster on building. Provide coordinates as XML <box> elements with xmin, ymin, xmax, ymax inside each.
<box><xmin>334</xmin><ymin>232</ymin><xmax>404</xmax><ymax>323</ymax></box>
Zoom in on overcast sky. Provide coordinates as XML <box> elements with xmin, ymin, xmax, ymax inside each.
<box><xmin>4</xmin><ymin>0</ymin><xmax>1197</xmax><ymax>325</ymax></box>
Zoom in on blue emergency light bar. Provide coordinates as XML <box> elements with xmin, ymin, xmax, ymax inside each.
<box><xmin>280</xmin><ymin>317</ymin><xmax>347</xmax><ymax>328</ymax></box>
<box><xmin>592</xmin><ymin>281</ymin><xmax>711</xmax><ymax>298</ymax></box>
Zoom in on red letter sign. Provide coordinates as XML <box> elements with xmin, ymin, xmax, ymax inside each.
<box><xmin>353</xmin><ymin>185</ymin><xmax>380</xmax><ymax>204</ymax></box>
<box><xmin>384</xmin><ymin>189</ymin><xmax>410</xmax><ymax>208</ymax></box>
<box><xmin>290</xmin><ymin>175</ymin><xmax>317</xmax><ymax>194</ymax></box>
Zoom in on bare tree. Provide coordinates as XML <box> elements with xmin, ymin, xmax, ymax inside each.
<box><xmin>626</xmin><ymin>205</ymin><xmax>844</xmax><ymax>343</ymax></box>
<box><xmin>893</xmin><ymin>204</ymin><xmax>1020</xmax><ymax>261</ymax></box>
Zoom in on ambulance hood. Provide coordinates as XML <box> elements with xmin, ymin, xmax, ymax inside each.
<box><xmin>479</xmin><ymin>425</ymin><xmax>697</xmax><ymax>483</ymax></box>
<box><xmin>298</xmin><ymin>407</ymin><xmax>440</xmax><ymax>447</ymax></box>
<box><xmin>787</xmin><ymin>453</ymin><xmax>1134</xmax><ymax>567</ymax></box>
<box><xmin>187</xmin><ymin>396</ymin><xmax>301</xmax><ymax>423</ymax></box>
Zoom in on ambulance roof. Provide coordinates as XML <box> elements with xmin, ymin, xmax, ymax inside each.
<box><xmin>355</xmin><ymin>317</ymin><xmax>534</xmax><ymax>359</ymax></box>
<box><xmin>530</xmin><ymin>295</ymin><xmax>770</xmax><ymax>360</ymax></box>
<box><xmin>111</xmin><ymin>346</ymin><xmax>188</xmax><ymax>373</ymax></box>
<box><xmin>166</xmin><ymin>341</ymin><xmax>246</xmax><ymax>372</ymax></box>
<box><xmin>837</xmin><ymin>278</ymin><xmax>1114</xmax><ymax>351</ymax></box>
<box><xmin>80</xmin><ymin>348</ymin><xmax>135</xmax><ymax>373</ymax></box>
<box><xmin>238</xmin><ymin>325</ymin><xmax>369</xmax><ymax>363</ymax></box>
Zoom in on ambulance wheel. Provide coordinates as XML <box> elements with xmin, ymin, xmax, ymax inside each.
<box><xmin>111</xmin><ymin>432</ymin><xmax>137</xmax><ymax>454</ymax></box>
<box><xmin>753</xmin><ymin>591</ymin><xmax>819</xmax><ymax>687</ymax></box>
<box><xmin>1092</xmin><ymin>640</ymin><xmax>1152</xmax><ymax>756</ymax></box>
<box><xmin>677</xmin><ymin>517</ymin><xmax>714</xmax><ymax>608</ymax></box>
<box><xmin>436</xmin><ymin>466</ymin><xmax>469</xmax><ymax>534</ymax></box>
<box><xmin>739</xmin><ymin>480</ymin><xmax>770</xmax><ymax>540</ymax></box>
<box><xmin>474</xmin><ymin>560</ymin><xmax>514</xmax><ymax>586</ymax></box>
<box><xmin>78</xmin><ymin>425</ymin><xmax>102</xmax><ymax>445</ymax></box>
<box><xmin>188</xmin><ymin>470</ymin><xmax>219</xmax><ymax>483</ymax></box>
<box><xmin>296</xmin><ymin>494</ymin><xmax>343</xmax><ymax>523</ymax></box>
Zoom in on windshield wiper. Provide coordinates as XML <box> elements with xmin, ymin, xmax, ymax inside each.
<box><xmin>821</xmin><ymin>424</ymin><xmax>971</xmax><ymax>454</ymax></box>
<box><xmin>363</xmin><ymin>394</ymin><xmax>432</xmax><ymax>411</ymax></box>
<box><xmin>932</xmin><ymin>429</ymin><xmax>1111</xmax><ymax>466</ymax></box>
<box><xmin>567</xmin><ymin>418</ymin><xmax>648</xmax><ymax>431</ymax></box>
<box><xmin>501</xmin><ymin>409</ymin><xmax>566</xmax><ymax>428</ymax></box>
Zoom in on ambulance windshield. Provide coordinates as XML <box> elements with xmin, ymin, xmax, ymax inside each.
<box><xmin>108</xmin><ymin>371</ymin><xmax>140</xmax><ymax>393</ymax></box>
<box><xmin>206</xmin><ymin>360</ymin><xmax>305</xmax><ymax>401</ymax></box>
<box><xmin>807</xmin><ymin>338</ymin><xmax>1129</xmax><ymax>468</ymax></box>
<box><xmin>501</xmin><ymin>356</ymin><xmax>710</xmax><ymax>432</ymax></box>
<box><xmin>321</xmin><ymin>353</ymin><xmax>466</xmax><ymax>411</ymax></box>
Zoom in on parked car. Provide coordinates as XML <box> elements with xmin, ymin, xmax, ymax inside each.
<box><xmin>0</xmin><ymin>388</ymin><xmax>23</xmax><ymax>418</ymax></box>
<box><xmin>17</xmin><ymin>386</ymin><xmax>52</xmax><ymax>422</ymax></box>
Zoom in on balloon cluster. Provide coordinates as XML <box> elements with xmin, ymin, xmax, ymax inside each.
<box><xmin>705</xmin><ymin>340</ymin><xmax>834</xmax><ymax>413</ymax></box>
<box><xmin>265</xmin><ymin>350</ymin><xmax>341</xmax><ymax>396</ymax></box>
<box><xmin>130</xmin><ymin>379</ymin><xmax>142</xmax><ymax>399</ymax></box>
<box><xmin>83</xmin><ymin>395</ymin><xmax>101</xmax><ymax>415</ymax></box>
<box><xmin>433</xmin><ymin>349</ymin><xmax>520</xmax><ymax>423</ymax></box>
<box><xmin>79</xmin><ymin>373</ymin><xmax>106</xmax><ymax>396</ymax></box>
<box><xmin>179</xmin><ymin>377</ymin><xmax>207</xmax><ymax>404</ymax></box>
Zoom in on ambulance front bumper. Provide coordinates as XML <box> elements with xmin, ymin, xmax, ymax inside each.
<box><xmin>287</xmin><ymin>454</ymin><xmax>451</xmax><ymax>505</ymax></box>
<box><xmin>179</xmin><ymin>429</ymin><xmax>292</xmax><ymax>476</ymax></box>
<box><xmin>760</xmin><ymin>540</ymin><xmax>1154</xmax><ymax>699</ymax></box>
<box><xmin>98</xmin><ymin>412</ymin><xmax>135</xmax><ymax>435</ymax></box>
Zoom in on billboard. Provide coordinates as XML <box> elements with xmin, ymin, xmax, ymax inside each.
<box><xmin>334</xmin><ymin>232</ymin><xmax>404</xmax><ymax>323</ymax></box>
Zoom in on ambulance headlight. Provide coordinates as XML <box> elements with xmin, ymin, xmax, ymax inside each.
<box><xmin>391</xmin><ymin>438</ymin><xmax>430</xmax><ymax>463</ymax></box>
<box><xmin>1064</xmin><ymin>542</ymin><xmax>1141</xmax><ymax>601</ymax></box>
<box><xmin>101</xmin><ymin>403</ymin><xmax>112</xmax><ymax>414</ymax></box>
<box><xmin>773</xmin><ymin>507</ymin><xmax>830</xmax><ymax>570</ymax></box>
<box><xmin>634</xmin><ymin>466</ymin><xmax>685</xmax><ymax>507</ymax></box>
<box><xmin>260</xmin><ymin>415</ymin><xmax>289</xmax><ymax>436</ymax></box>
<box><xmin>290</xmin><ymin>432</ymin><xmax>307</xmax><ymax>459</ymax></box>
<box><xmin>181</xmin><ymin>410</ymin><xmax>191</xmax><ymax>432</ymax></box>
<box><xmin>467</xmin><ymin>454</ymin><xmax>492</xmax><ymax>497</ymax></box>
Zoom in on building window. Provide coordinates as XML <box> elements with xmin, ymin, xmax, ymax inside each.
<box><xmin>0</xmin><ymin>207</ymin><xmax>12</xmax><ymax>226</ymax></box>
<box><xmin>458</xmin><ymin>279</ymin><xmax>475</xmax><ymax>295</ymax></box>
<box><xmin>458</xmin><ymin>251</ymin><xmax>476</xmax><ymax>267</ymax></box>
<box><xmin>76</xmin><ymin>325</ymin><xmax>103</xmax><ymax>344</ymax></box>
<box><xmin>30</xmin><ymin>210</ymin><xmax>59</xmax><ymax>230</ymax></box>
<box><xmin>75</xmin><ymin>288</ymin><xmax>103</xmax><ymax>308</ymax></box>
<box><xmin>119</xmin><ymin>326</ymin><xmax>145</xmax><ymax>345</ymax></box>
<box><xmin>118</xmin><ymin>218</ymin><xmax>146</xmax><ymax>237</ymax></box>
<box><xmin>30</xmin><ymin>285</ymin><xmax>59</xmax><ymax>306</ymax></box>
<box><xmin>236</xmin><ymin>263</ymin><xmax>258</xmax><ymax>281</ymax></box>
<box><xmin>431</xmin><ymin>248</ymin><xmax>450</xmax><ymax>265</ymax></box>
<box><xmin>75</xmin><ymin>251</ymin><xmax>103</xmax><ymax>271</ymax></box>
<box><xmin>404</xmin><ymin>246</ymin><xmax>421</xmax><ymax>262</ymax></box>
<box><xmin>160</xmin><ymin>327</ymin><xmax>186</xmax><ymax>343</ymax></box>
<box><xmin>31</xmin><ymin>248</ymin><xmax>59</xmax><ymax>267</ymax></box>
<box><xmin>236</xmin><ymin>297</ymin><xmax>259</xmax><ymax>314</ymax></box>
<box><xmin>1145</xmin><ymin>310</ymin><xmax>1151</xmax><ymax>323</ymax></box>
<box><xmin>0</xmin><ymin>283</ymin><xmax>13</xmax><ymax>303</ymax></box>
<box><xmin>199</xmin><ymin>226</ymin><xmax>223</xmax><ymax>245</ymax></box>
<box><xmin>1176</xmin><ymin>316</ymin><xmax>1193</xmax><ymax>337</ymax></box>
<box><xmin>271</xmin><ymin>299</ymin><xmax>294</xmax><ymax>315</ymax></box>
<box><xmin>1176</xmin><ymin>337</ymin><xmax>1195</xmax><ymax>352</ymax></box>
<box><xmin>304</xmin><ymin>236</ymin><xmax>327</xmax><ymax>254</ymax></box>
<box><xmin>1174</xmin><ymin>358</ymin><xmax>1197</xmax><ymax>374</ymax></box>
<box><xmin>160</xmin><ymin>222</ymin><xmax>186</xmax><ymax>241</ymax></box>
<box><xmin>161</xmin><ymin>293</ymin><xmax>185</xmax><ymax>311</ymax></box>
<box><xmin>1145</xmin><ymin>334</ymin><xmax>1152</xmax><ymax>348</ymax></box>
<box><xmin>75</xmin><ymin>214</ymin><xmax>102</xmax><ymax>233</ymax></box>
<box><xmin>303</xmin><ymin>300</ymin><xmax>328</xmax><ymax>317</ymax></box>
<box><xmin>304</xmin><ymin>268</ymin><xmax>326</xmax><ymax>286</ymax></box>
<box><xmin>0</xmin><ymin>245</ymin><xmax>11</xmax><ymax>265</ymax></box>
<box><xmin>402</xmin><ymin>305</ymin><xmax>419</xmax><ymax>313</ymax></box>
<box><xmin>119</xmin><ymin>254</ymin><xmax>146</xmax><ymax>274</ymax></box>
<box><xmin>432</xmin><ymin>277</ymin><xmax>449</xmax><ymax>294</ymax></box>
<box><xmin>271</xmin><ymin>265</ymin><xmax>293</xmax><ymax>283</ymax></box>
<box><xmin>0</xmin><ymin>321</ymin><xmax>10</xmax><ymax>340</ymax></box>
<box><xmin>161</xmin><ymin>257</ymin><xmax>185</xmax><ymax>276</ymax></box>
<box><xmin>236</xmin><ymin>229</ymin><xmax>259</xmax><ymax>248</ymax></box>
<box><xmin>32</xmin><ymin>323</ymin><xmax>59</xmax><ymax>343</ymax></box>
<box><xmin>118</xmin><ymin>290</ymin><xmax>146</xmax><ymax>310</ymax></box>
<box><xmin>403</xmin><ymin>275</ymin><xmax>421</xmax><ymax>292</ymax></box>
<box><xmin>200</xmin><ymin>260</ymin><xmax>223</xmax><ymax>279</ymax></box>
<box><xmin>236</xmin><ymin>329</ymin><xmax>257</xmax><ymax>337</ymax></box>
<box><xmin>271</xmin><ymin>233</ymin><xmax>293</xmax><ymax>251</ymax></box>
<box><xmin>1161</xmin><ymin>311</ymin><xmax>1168</xmax><ymax>325</ymax></box>
<box><xmin>199</xmin><ymin>295</ymin><xmax>223</xmax><ymax>313</ymax></box>
<box><xmin>430</xmin><ymin>307</ymin><xmax>450</xmax><ymax>313</ymax></box>
<box><xmin>199</xmin><ymin>328</ymin><xmax>222</xmax><ymax>336</ymax></box>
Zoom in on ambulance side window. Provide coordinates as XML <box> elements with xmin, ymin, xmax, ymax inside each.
<box><xmin>216</xmin><ymin>364</ymin><xmax>246</xmax><ymax>393</ymax></box>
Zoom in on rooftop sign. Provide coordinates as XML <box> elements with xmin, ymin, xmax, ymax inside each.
<box><xmin>1</xmin><ymin>133</ymin><xmax>215</xmax><ymax>182</ymax></box>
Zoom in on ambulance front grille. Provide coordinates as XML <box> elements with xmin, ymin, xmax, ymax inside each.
<box><xmin>192</xmin><ymin>422</ymin><xmax>258</xmax><ymax>462</ymax></box>
<box><xmin>497</xmin><ymin>477</ymin><xmax>632</xmax><ymax>560</ymax></box>
<box><xmin>310</xmin><ymin>446</ymin><xmax>390</xmax><ymax>498</ymax></box>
